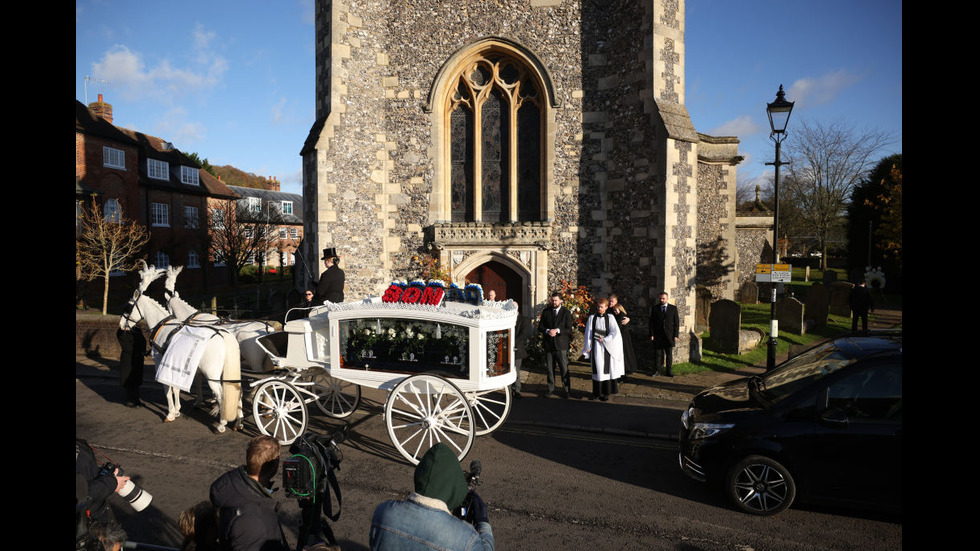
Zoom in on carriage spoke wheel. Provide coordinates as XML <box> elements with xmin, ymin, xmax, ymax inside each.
<box><xmin>468</xmin><ymin>388</ymin><xmax>512</xmax><ymax>436</ymax></box>
<box><xmin>385</xmin><ymin>374</ymin><xmax>474</xmax><ymax>465</ymax></box>
<box><xmin>311</xmin><ymin>371</ymin><xmax>362</xmax><ymax>419</ymax></box>
<box><xmin>252</xmin><ymin>380</ymin><xmax>308</xmax><ymax>445</ymax></box>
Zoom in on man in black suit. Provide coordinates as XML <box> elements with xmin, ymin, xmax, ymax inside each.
<box><xmin>315</xmin><ymin>247</ymin><xmax>345</xmax><ymax>304</ymax></box>
<box><xmin>538</xmin><ymin>292</ymin><xmax>572</xmax><ymax>398</ymax></box>
<box><xmin>649</xmin><ymin>291</ymin><xmax>679</xmax><ymax>376</ymax></box>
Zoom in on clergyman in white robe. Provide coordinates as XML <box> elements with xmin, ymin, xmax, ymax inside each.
<box><xmin>582</xmin><ymin>308</ymin><xmax>625</xmax><ymax>400</ymax></box>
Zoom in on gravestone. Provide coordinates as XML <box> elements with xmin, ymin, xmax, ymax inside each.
<box><xmin>739</xmin><ymin>280</ymin><xmax>759</xmax><ymax>304</ymax></box>
<box><xmin>804</xmin><ymin>266</ymin><xmax>810</xmax><ymax>282</ymax></box>
<box><xmin>805</xmin><ymin>282</ymin><xmax>829</xmax><ymax>327</ymax></box>
<box><xmin>823</xmin><ymin>270</ymin><xmax>838</xmax><ymax>284</ymax></box>
<box><xmin>829</xmin><ymin>281</ymin><xmax>854</xmax><ymax>317</ymax></box>
<box><xmin>777</xmin><ymin>296</ymin><xmax>805</xmax><ymax>335</ymax></box>
<box><xmin>709</xmin><ymin>299</ymin><xmax>741</xmax><ymax>354</ymax></box>
<box><xmin>694</xmin><ymin>286</ymin><xmax>712</xmax><ymax>334</ymax></box>
<box><xmin>687</xmin><ymin>331</ymin><xmax>702</xmax><ymax>364</ymax></box>
<box><xmin>738</xmin><ymin>327</ymin><xmax>765</xmax><ymax>353</ymax></box>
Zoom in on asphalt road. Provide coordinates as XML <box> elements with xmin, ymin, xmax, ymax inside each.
<box><xmin>76</xmin><ymin>357</ymin><xmax>901</xmax><ymax>551</ymax></box>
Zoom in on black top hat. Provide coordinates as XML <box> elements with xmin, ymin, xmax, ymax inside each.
<box><xmin>321</xmin><ymin>247</ymin><xmax>339</xmax><ymax>260</ymax></box>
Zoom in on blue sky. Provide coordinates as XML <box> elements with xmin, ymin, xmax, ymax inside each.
<box><xmin>76</xmin><ymin>0</ymin><xmax>901</xmax><ymax>196</ymax></box>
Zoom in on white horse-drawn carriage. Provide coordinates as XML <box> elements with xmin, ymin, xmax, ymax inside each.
<box><xmin>121</xmin><ymin>266</ymin><xmax>516</xmax><ymax>465</ymax></box>
<box><xmin>252</xmin><ymin>282</ymin><xmax>517</xmax><ymax>464</ymax></box>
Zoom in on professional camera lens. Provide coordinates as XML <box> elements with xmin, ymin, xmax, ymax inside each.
<box><xmin>118</xmin><ymin>478</ymin><xmax>153</xmax><ymax>511</ymax></box>
<box><xmin>106</xmin><ymin>464</ymin><xmax>153</xmax><ymax>512</ymax></box>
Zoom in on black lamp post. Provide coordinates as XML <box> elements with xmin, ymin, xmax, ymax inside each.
<box><xmin>765</xmin><ymin>85</ymin><xmax>794</xmax><ymax>371</ymax></box>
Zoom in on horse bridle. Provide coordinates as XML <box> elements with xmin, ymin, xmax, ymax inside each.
<box><xmin>122</xmin><ymin>290</ymin><xmax>177</xmax><ymax>349</ymax></box>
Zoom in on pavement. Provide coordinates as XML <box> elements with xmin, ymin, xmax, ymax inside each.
<box><xmin>76</xmin><ymin>304</ymin><xmax>901</xmax><ymax>443</ymax></box>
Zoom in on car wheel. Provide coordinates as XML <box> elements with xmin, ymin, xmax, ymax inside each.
<box><xmin>725</xmin><ymin>455</ymin><xmax>796</xmax><ymax>515</ymax></box>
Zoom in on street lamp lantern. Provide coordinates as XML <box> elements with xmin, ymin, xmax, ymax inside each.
<box><xmin>765</xmin><ymin>85</ymin><xmax>794</xmax><ymax>371</ymax></box>
<box><xmin>767</xmin><ymin>84</ymin><xmax>794</xmax><ymax>138</ymax></box>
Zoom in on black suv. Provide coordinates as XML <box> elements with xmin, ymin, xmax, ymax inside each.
<box><xmin>678</xmin><ymin>334</ymin><xmax>902</xmax><ymax>515</ymax></box>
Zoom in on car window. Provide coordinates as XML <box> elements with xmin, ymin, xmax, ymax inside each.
<box><xmin>827</xmin><ymin>363</ymin><xmax>902</xmax><ymax>421</ymax></box>
<box><xmin>762</xmin><ymin>344</ymin><xmax>856</xmax><ymax>403</ymax></box>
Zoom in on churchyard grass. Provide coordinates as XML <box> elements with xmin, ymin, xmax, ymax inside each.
<box><xmin>672</xmin><ymin>302</ymin><xmax>854</xmax><ymax>376</ymax></box>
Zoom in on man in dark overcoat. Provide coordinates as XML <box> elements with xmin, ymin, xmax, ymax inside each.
<box><xmin>649</xmin><ymin>291</ymin><xmax>679</xmax><ymax>376</ymax></box>
<box><xmin>538</xmin><ymin>292</ymin><xmax>573</xmax><ymax>398</ymax></box>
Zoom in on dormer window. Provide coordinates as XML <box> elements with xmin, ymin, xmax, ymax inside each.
<box><xmin>281</xmin><ymin>201</ymin><xmax>293</xmax><ymax>215</ymax></box>
<box><xmin>180</xmin><ymin>166</ymin><xmax>200</xmax><ymax>186</ymax></box>
<box><xmin>148</xmin><ymin>158</ymin><xmax>169</xmax><ymax>180</ymax></box>
<box><xmin>247</xmin><ymin>197</ymin><xmax>262</xmax><ymax>214</ymax></box>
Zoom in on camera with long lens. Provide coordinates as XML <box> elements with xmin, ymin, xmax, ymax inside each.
<box><xmin>98</xmin><ymin>462</ymin><xmax>153</xmax><ymax>512</ymax></box>
<box><xmin>283</xmin><ymin>426</ymin><xmax>348</xmax><ymax>551</ymax></box>
<box><xmin>453</xmin><ymin>459</ymin><xmax>483</xmax><ymax>524</ymax></box>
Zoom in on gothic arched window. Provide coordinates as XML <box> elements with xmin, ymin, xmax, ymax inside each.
<box><xmin>447</xmin><ymin>53</ymin><xmax>543</xmax><ymax>223</ymax></box>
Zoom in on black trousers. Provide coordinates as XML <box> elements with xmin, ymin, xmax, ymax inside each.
<box><xmin>545</xmin><ymin>350</ymin><xmax>570</xmax><ymax>392</ymax></box>
<box><xmin>117</xmin><ymin>328</ymin><xmax>146</xmax><ymax>403</ymax></box>
<box><xmin>653</xmin><ymin>346</ymin><xmax>674</xmax><ymax>375</ymax></box>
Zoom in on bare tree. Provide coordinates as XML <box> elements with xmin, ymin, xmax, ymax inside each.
<box><xmin>207</xmin><ymin>198</ymin><xmax>286</xmax><ymax>289</ymax></box>
<box><xmin>781</xmin><ymin>119</ymin><xmax>894</xmax><ymax>269</ymax></box>
<box><xmin>77</xmin><ymin>197</ymin><xmax>150</xmax><ymax>315</ymax></box>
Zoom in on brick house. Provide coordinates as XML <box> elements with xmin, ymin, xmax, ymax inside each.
<box><xmin>75</xmin><ymin>97</ymin><xmax>240</xmax><ymax>297</ymax></box>
<box><xmin>226</xmin><ymin>184</ymin><xmax>305</xmax><ymax>271</ymax></box>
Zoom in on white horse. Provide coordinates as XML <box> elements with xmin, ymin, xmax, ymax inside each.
<box><xmin>163</xmin><ymin>265</ymin><xmax>277</xmax><ymax>373</ymax></box>
<box><xmin>120</xmin><ymin>263</ymin><xmax>243</xmax><ymax>433</ymax></box>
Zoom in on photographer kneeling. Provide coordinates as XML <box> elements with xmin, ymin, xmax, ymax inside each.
<box><xmin>369</xmin><ymin>443</ymin><xmax>493</xmax><ymax>550</ymax></box>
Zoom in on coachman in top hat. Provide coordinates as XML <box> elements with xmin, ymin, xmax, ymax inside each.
<box><xmin>315</xmin><ymin>247</ymin><xmax>345</xmax><ymax>305</ymax></box>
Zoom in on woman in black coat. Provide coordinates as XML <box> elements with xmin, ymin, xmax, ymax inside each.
<box><xmin>609</xmin><ymin>294</ymin><xmax>637</xmax><ymax>376</ymax></box>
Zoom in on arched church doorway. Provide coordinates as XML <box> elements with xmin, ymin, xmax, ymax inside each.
<box><xmin>465</xmin><ymin>260</ymin><xmax>522</xmax><ymax>305</ymax></box>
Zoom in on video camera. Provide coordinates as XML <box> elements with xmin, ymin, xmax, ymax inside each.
<box><xmin>282</xmin><ymin>426</ymin><xmax>348</xmax><ymax>551</ymax></box>
<box><xmin>453</xmin><ymin>459</ymin><xmax>483</xmax><ymax>525</ymax></box>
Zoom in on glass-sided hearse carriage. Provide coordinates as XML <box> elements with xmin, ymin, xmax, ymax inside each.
<box><xmin>253</xmin><ymin>284</ymin><xmax>517</xmax><ymax>464</ymax></box>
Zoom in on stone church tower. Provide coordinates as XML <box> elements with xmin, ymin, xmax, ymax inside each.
<box><xmin>301</xmin><ymin>0</ymin><xmax>742</xmax><ymax>351</ymax></box>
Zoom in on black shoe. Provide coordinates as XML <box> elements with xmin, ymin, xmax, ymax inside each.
<box><xmin>124</xmin><ymin>400</ymin><xmax>142</xmax><ymax>408</ymax></box>
<box><xmin>513</xmin><ymin>389</ymin><xmax>522</xmax><ymax>400</ymax></box>
<box><xmin>544</xmin><ymin>391</ymin><xmax>553</xmax><ymax>398</ymax></box>
<box><xmin>563</xmin><ymin>389</ymin><xmax>570</xmax><ymax>399</ymax></box>
<box><xmin>665</xmin><ymin>373</ymin><xmax>674</xmax><ymax>377</ymax></box>
<box><xmin>599</xmin><ymin>395</ymin><xmax>609</xmax><ymax>402</ymax></box>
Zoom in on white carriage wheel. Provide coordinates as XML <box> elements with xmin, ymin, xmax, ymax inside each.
<box><xmin>468</xmin><ymin>387</ymin><xmax>512</xmax><ymax>436</ymax></box>
<box><xmin>311</xmin><ymin>371</ymin><xmax>362</xmax><ymax>419</ymax></box>
<box><xmin>384</xmin><ymin>374</ymin><xmax>475</xmax><ymax>465</ymax></box>
<box><xmin>252</xmin><ymin>380</ymin><xmax>308</xmax><ymax>445</ymax></box>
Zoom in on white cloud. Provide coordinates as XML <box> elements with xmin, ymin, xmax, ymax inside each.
<box><xmin>709</xmin><ymin>115</ymin><xmax>763</xmax><ymax>138</ymax></box>
<box><xmin>90</xmin><ymin>24</ymin><xmax>227</xmax><ymax>103</ymax></box>
<box><xmin>788</xmin><ymin>69</ymin><xmax>862</xmax><ymax>109</ymax></box>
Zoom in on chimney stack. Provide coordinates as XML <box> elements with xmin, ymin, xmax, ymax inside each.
<box><xmin>89</xmin><ymin>93</ymin><xmax>113</xmax><ymax>124</ymax></box>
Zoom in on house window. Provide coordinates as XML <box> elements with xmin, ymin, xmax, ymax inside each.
<box><xmin>184</xmin><ymin>206</ymin><xmax>199</xmax><ymax>229</ymax></box>
<box><xmin>180</xmin><ymin>166</ymin><xmax>200</xmax><ymax>186</ymax></box>
<box><xmin>148</xmin><ymin>159</ymin><xmax>169</xmax><ymax>180</ymax></box>
<box><xmin>155</xmin><ymin>251</ymin><xmax>170</xmax><ymax>267</ymax></box>
<box><xmin>210</xmin><ymin>208</ymin><xmax>225</xmax><ymax>230</ymax></box>
<box><xmin>151</xmin><ymin>202</ymin><xmax>169</xmax><ymax>227</ymax></box>
<box><xmin>281</xmin><ymin>201</ymin><xmax>293</xmax><ymax>215</ymax></box>
<box><xmin>103</xmin><ymin>198</ymin><xmax>120</xmax><ymax>223</ymax></box>
<box><xmin>243</xmin><ymin>226</ymin><xmax>254</xmax><ymax>238</ymax></box>
<box><xmin>447</xmin><ymin>51</ymin><xmax>543</xmax><ymax>223</ymax></box>
<box><xmin>279</xmin><ymin>228</ymin><xmax>287</xmax><ymax>239</ymax></box>
<box><xmin>247</xmin><ymin>197</ymin><xmax>262</xmax><ymax>214</ymax></box>
<box><xmin>103</xmin><ymin>147</ymin><xmax>125</xmax><ymax>169</ymax></box>
<box><xmin>187</xmin><ymin>250</ymin><xmax>201</xmax><ymax>268</ymax></box>
<box><xmin>290</xmin><ymin>228</ymin><xmax>299</xmax><ymax>239</ymax></box>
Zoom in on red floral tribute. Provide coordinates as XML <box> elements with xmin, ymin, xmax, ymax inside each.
<box><xmin>382</xmin><ymin>282</ymin><xmax>446</xmax><ymax>306</ymax></box>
